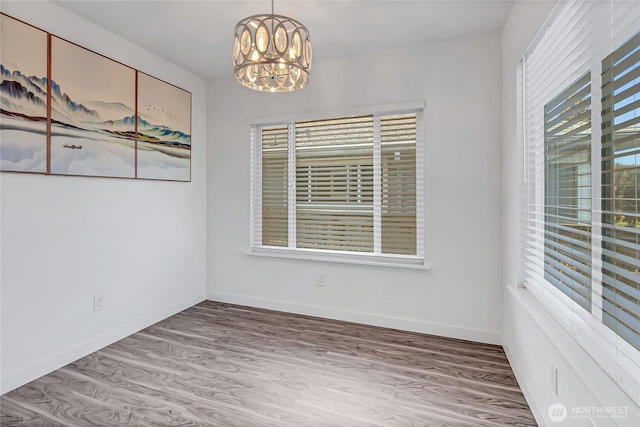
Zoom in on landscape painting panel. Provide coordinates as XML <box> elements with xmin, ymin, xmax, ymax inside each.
<box><xmin>50</xmin><ymin>37</ymin><xmax>136</xmax><ymax>178</ymax></box>
<box><xmin>137</xmin><ymin>72</ymin><xmax>191</xmax><ymax>181</ymax></box>
<box><xmin>0</xmin><ymin>14</ymin><xmax>48</xmax><ymax>173</ymax></box>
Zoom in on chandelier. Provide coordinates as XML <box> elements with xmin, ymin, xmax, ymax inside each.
<box><xmin>233</xmin><ymin>0</ymin><xmax>312</xmax><ymax>92</ymax></box>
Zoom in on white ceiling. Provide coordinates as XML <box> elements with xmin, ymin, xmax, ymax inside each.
<box><xmin>53</xmin><ymin>0</ymin><xmax>514</xmax><ymax>80</ymax></box>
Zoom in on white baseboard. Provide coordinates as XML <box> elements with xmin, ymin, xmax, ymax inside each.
<box><xmin>503</xmin><ymin>343</ymin><xmax>544</xmax><ymax>425</ymax></box>
<box><xmin>1</xmin><ymin>293</ymin><xmax>205</xmax><ymax>395</ymax></box>
<box><xmin>206</xmin><ymin>291</ymin><xmax>502</xmax><ymax>345</ymax></box>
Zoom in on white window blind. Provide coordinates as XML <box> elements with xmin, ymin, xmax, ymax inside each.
<box><xmin>295</xmin><ymin>116</ymin><xmax>375</xmax><ymax>252</ymax></box>
<box><xmin>381</xmin><ymin>114</ymin><xmax>418</xmax><ymax>255</ymax></box>
<box><xmin>261</xmin><ymin>125</ymin><xmax>289</xmax><ymax>247</ymax></box>
<box><xmin>544</xmin><ymin>71</ymin><xmax>592</xmax><ymax>312</ymax></box>
<box><xmin>601</xmin><ymin>31</ymin><xmax>640</xmax><ymax>351</ymax></box>
<box><xmin>520</xmin><ymin>0</ymin><xmax>640</xmax><ymax>404</ymax></box>
<box><xmin>251</xmin><ymin>105</ymin><xmax>424</xmax><ymax>266</ymax></box>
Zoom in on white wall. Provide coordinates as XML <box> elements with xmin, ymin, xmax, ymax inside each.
<box><xmin>0</xmin><ymin>1</ymin><xmax>207</xmax><ymax>394</ymax></box>
<box><xmin>5</xmin><ymin>2</ymin><xmax>636</xmax><ymax>423</ymax></box>
<box><xmin>207</xmin><ymin>32</ymin><xmax>504</xmax><ymax>345</ymax></box>
<box><xmin>501</xmin><ymin>2</ymin><xmax>640</xmax><ymax>425</ymax></box>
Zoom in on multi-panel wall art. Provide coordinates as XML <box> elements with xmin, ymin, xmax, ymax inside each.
<box><xmin>0</xmin><ymin>13</ymin><xmax>192</xmax><ymax>182</ymax></box>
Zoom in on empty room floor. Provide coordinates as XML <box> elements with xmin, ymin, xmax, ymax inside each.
<box><xmin>1</xmin><ymin>301</ymin><xmax>536</xmax><ymax>426</ymax></box>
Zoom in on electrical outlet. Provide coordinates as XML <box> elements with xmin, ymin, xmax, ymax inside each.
<box><xmin>316</xmin><ymin>274</ymin><xmax>325</xmax><ymax>287</ymax></box>
<box><xmin>94</xmin><ymin>294</ymin><xmax>104</xmax><ymax>312</ymax></box>
<box><xmin>550</xmin><ymin>363</ymin><xmax>558</xmax><ymax>395</ymax></box>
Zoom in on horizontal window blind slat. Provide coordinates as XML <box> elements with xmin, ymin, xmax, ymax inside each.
<box><xmin>544</xmin><ymin>239</ymin><xmax>592</xmax><ymax>269</ymax></box>
<box><xmin>296</xmin><ymin>231</ymin><xmax>375</xmax><ymax>239</ymax></box>
<box><xmin>603</xmin><ymin>312</ymin><xmax>640</xmax><ymax>352</ymax></box>
<box><xmin>601</xmin><ymin>134</ymin><xmax>640</xmax><ymax>153</ymax></box>
<box><xmin>545</xmin><ymin>135</ymin><xmax>591</xmax><ymax>156</ymax></box>
<box><xmin>603</xmin><ymin>43</ymin><xmax>640</xmax><ymax>82</ymax></box>
<box><xmin>544</xmin><ymin>271</ymin><xmax>592</xmax><ymax>310</ymax></box>
<box><xmin>601</xmin><ymin>273</ymin><xmax>640</xmax><ymax>305</ymax></box>
<box><xmin>544</xmin><ymin>221</ymin><xmax>592</xmax><ymax>241</ymax></box>
<box><xmin>545</xmin><ymin>253</ymin><xmax>592</xmax><ymax>285</ymax></box>
<box><xmin>545</xmin><ymin>83</ymin><xmax>591</xmax><ymax>122</ymax></box>
<box><xmin>603</xmin><ymin>247</ymin><xmax>640</xmax><ymax>270</ymax></box>
<box><xmin>546</xmin><ymin>120</ymin><xmax>591</xmax><ymax>145</ymax></box>
<box><xmin>602</xmin><ymin>297</ymin><xmax>640</xmax><ymax>337</ymax></box>
<box><xmin>602</xmin><ymin>257</ymin><xmax>640</xmax><ymax>287</ymax></box>
<box><xmin>603</xmin><ymin>73</ymin><xmax>640</xmax><ymax>106</ymax></box>
<box><xmin>602</xmin><ymin>99</ymin><xmax>640</xmax><ymax>126</ymax></box>
<box><xmin>602</xmin><ymin>292</ymin><xmax>640</xmax><ymax>328</ymax></box>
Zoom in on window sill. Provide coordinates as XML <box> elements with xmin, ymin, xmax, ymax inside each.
<box><xmin>247</xmin><ymin>247</ymin><xmax>431</xmax><ymax>270</ymax></box>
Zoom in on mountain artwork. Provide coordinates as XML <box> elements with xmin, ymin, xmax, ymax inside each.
<box><xmin>1</xmin><ymin>14</ymin><xmax>191</xmax><ymax>181</ymax></box>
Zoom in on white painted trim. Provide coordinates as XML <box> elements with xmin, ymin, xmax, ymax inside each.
<box><xmin>247</xmin><ymin>247</ymin><xmax>431</xmax><ymax>270</ymax></box>
<box><xmin>248</xmin><ymin>100</ymin><xmax>425</xmax><ymax>125</ymax></box>
<box><xmin>206</xmin><ymin>291</ymin><xmax>501</xmax><ymax>345</ymax></box>
<box><xmin>0</xmin><ymin>292</ymin><xmax>205</xmax><ymax>395</ymax></box>
<box><xmin>503</xmin><ymin>343</ymin><xmax>545</xmax><ymax>426</ymax></box>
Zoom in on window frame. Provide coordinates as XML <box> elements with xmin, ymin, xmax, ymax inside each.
<box><xmin>249</xmin><ymin>101</ymin><xmax>428</xmax><ymax>269</ymax></box>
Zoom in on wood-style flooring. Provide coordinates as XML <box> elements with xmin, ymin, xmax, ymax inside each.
<box><xmin>1</xmin><ymin>301</ymin><xmax>536</xmax><ymax>426</ymax></box>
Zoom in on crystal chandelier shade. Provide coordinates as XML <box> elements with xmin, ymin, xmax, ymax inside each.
<box><xmin>233</xmin><ymin>4</ymin><xmax>311</xmax><ymax>92</ymax></box>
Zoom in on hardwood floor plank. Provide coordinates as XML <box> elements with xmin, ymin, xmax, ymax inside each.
<box><xmin>1</xmin><ymin>301</ymin><xmax>536</xmax><ymax>426</ymax></box>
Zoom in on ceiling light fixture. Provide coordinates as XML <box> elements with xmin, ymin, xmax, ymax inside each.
<box><xmin>233</xmin><ymin>0</ymin><xmax>312</xmax><ymax>92</ymax></box>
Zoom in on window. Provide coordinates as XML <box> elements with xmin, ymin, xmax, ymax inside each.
<box><xmin>544</xmin><ymin>71</ymin><xmax>592</xmax><ymax>311</ymax></box>
<box><xmin>520</xmin><ymin>0</ymin><xmax>639</xmax><ymax>404</ymax></box>
<box><xmin>295</xmin><ymin>115</ymin><xmax>375</xmax><ymax>252</ymax></box>
<box><xmin>250</xmin><ymin>103</ymin><xmax>424</xmax><ymax>267</ymax></box>
<box><xmin>601</xmin><ymin>32</ymin><xmax>640</xmax><ymax>351</ymax></box>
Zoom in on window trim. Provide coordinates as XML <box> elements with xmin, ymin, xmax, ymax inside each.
<box><xmin>247</xmin><ymin>246</ymin><xmax>431</xmax><ymax>270</ymax></box>
<box><xmin>249</xmin><ymin>101</ymin><xmax>427</xmax><ymax>269</ymax></box>
<box><xmin>248</xmin><ymin>100</ymin><xmax>425</xmax><ymax>126</ymax></box>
